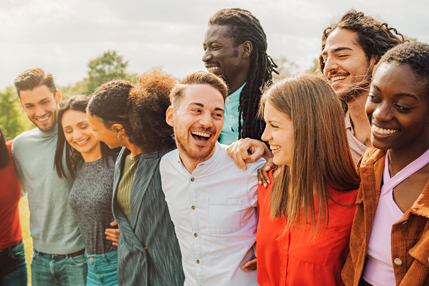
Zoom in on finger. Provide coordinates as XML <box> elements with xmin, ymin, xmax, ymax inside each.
<box><xmin>257</xmin><ymin>168</ymin><xmax>264</xmax><ymax>186</ymax></box>
<box><xmin>110</xmin><ymin>220</ymin><xmax>118</xmax><ymax>226</ymax></box>
<box><xmin>262</xmin><ymin>169</ymin><xmax>270</xmax><ymax>186</ymax></box>
<box><xmin>231</xmin><ymin>146</ymin><xmax>247</xmax><ymax>170</ymax></box>
<box><xmin>241</xmin><ymin>259</ymin><xmax>257</xmax><ymax>272</ymax></box>
<box><xmin>112</xmin><ymin>242</ymin><xmax>118</xmax><ymax>246</ymax></box>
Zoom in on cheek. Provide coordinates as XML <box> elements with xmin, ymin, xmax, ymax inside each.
<box><xmin>64</xmin><ymin>133</ymin><xmax>74</xmax><ymax>144</ymax></box>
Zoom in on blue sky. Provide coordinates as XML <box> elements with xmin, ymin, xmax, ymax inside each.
<box><xmin>1</xmin><ymin>0</ymin><xmax>428</xmax><ymax>89</ymax></box>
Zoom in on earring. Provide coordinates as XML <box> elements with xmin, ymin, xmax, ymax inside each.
<box><xmin>117</xmin><ymin>133</ymin><xmax>124</xmax><ymax>140</ymax></box>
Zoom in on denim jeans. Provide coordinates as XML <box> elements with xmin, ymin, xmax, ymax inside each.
<box><xmin>31</xmin><ymin>249</ymin><xmax>87</xmax><ymax>286</ymax></box>
<box><xmin>0</xmin><ymin>240</ymin><xmax>28</xmax><ymax>286</ymax></box>
<box><xmin>85</xmin><ymin>251</ymin><xmax>118</xmax><ymax>286</ymax></box>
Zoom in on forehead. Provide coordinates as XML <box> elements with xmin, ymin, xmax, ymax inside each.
<box><xmin>323</xmin><ymin>28</ymin><xmax>362</xmax><ymax>53</ymax></box>
<box><xmin>373</xmin><ymin>62</ymin><xmax>426</xmax><ymax>96</ymax></box>
<box><xmin>87</xmin><ymin>112</ymin><xmax>105</xmax><ymax>128</ymax></box>
<box><xmin>204</xmin><ymin>25</ymin><xmax>235</xmax><ymax>43</ymax></box>
<box><xmin>264</xmin><ymin>101</ymin><xmax>288</xmax><ymax>121</ymax></box>
<box><xmin>62</xmin><ymin>109</ymin><xmax>87</xmax><ymax>126</ymax></box>
<box><xmin>20</xmin><ymin>85</ymin><xmax>55</xmax><ymax>103</ymax></box>
<box><xmin>182</xmin><ymin>84</ymin><xmax>225</xmax><ymax>108</ymax></box>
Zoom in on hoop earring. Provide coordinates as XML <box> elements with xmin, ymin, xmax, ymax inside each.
<box><xmin>117</xmin><ymin>133</ymin><xmax>124</xmax><ymax>140</ymax></box>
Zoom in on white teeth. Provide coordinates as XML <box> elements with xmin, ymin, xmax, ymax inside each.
<box><xmin>207</xmin><ymin>67</ymin><xmax>219</xmax><ymax>72</ymax></box>
<box><xmin>331</xmin><ymin>76</ymin><xmax>347</xmax><ymax>82</ymax></box>
<box><xmin>191</xmin><ymin>132</ymin><xmax>210</xmax><ymax>138</ymax></box>
<box><xmin>270</xmin><ymin>145</ymin><xmax>280</xmax><ymax>150</ymax></box>
<box><xmin>76</xmin><ymin>138</ymin><xmax>89</xmax><ymax>145</ymax></box>
<box><xmin>373</xmin><ymin>126</ymin><xmax>399</xmax><ymax>135</ymax></box>
<box><xmin>38</xmin><ymin>116</ymin><xmax>49</xmax><ymax>122</ymax></box>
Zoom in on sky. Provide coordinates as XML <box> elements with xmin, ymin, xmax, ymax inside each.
<box><xmin>1</xmin><ymin>0</ymin><xmax>428</xmax><ymax>90</ymax></box>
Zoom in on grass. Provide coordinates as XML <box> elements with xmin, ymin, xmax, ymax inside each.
<box><xmin>19</xmin><ymin>195</ymin><xmax>32</xmax><ymax>286</ymax></box>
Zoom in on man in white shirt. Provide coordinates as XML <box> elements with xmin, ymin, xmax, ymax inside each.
<box><xmin>160</xmin><ymin>71</ymin><xmax>264</xmax><ymax>286</ymax></box>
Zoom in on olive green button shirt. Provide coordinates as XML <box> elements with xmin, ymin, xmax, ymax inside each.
<box><xmin>116</xmin><ymin>153</ymin><xmax>141</xmax><ymax>222</ymax></box>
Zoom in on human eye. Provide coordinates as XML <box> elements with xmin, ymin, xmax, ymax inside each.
<box><xmin>368</xmin><ymin>93</ymin><xmax>380</xmax><ymax>102</ymax></box>
<box><xmin>395</xmin><ymin>104</ymin><xmax>411</xmax><ymax>111</ymax></box>
<box><xmin>270</xmin><ymin>123</ymin><xmax>278</xmax><ymax>129</ymax></box>
<box><xmin>64</xmin><ymin>129</ymin><xmax>72</xmax><ymax>134</ymax></box>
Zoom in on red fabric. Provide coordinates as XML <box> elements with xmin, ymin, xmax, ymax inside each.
<box><xmin>256</xmin><ymin>171</ymin><xmax>358</xmax><ymax>286</ymax></box>
<box><xmin>0</xmin><ymin>140</ymin><xmax>23</xmax><ymax>249</ymax></box>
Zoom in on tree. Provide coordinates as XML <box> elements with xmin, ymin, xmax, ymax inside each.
<box><xmin>86</xmin><ymin>50</ymin><xmax>137</xmax><ymax>95</ymax></box>
<box><xmin>0</xmin><ymin>87</ymin><xmax>33</xmax><ymax>140</ymax></box>
<box><xmin>308</xmin><ymin>58</ymin><xmax>319</xmax><ymax>73</ymax></box>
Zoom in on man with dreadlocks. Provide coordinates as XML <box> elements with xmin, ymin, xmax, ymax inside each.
<box><xmin>202</xmin><ymin>8</ymin><xmax>277</xmax><ymax>145</ymax></box>
<box><xmin>320</xmin><ymin>10</ymin><xmax>406</xmax><ymax>164</ymax></box>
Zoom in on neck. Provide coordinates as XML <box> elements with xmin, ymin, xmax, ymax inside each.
<box><xmin>179</xmin><ymin>146</ymin><xmax>216</xmax><ymax>174</ymax></box>
<box><xmin>347</xmin><ymin>91</ymin><xmax>371</xmax><ymax>147</ymax></box>
<box><xmin>81</xmin><ymin>143</ymin><xmax>102</xmax><ymax>163</ymax></box>
<box><xmin>123</xmin><ymin>140</ymin><xmax>143</xmax><ymax>157</ymax></box>
<box><xmin>389</xmin><ymin>136</ymin><xmax>429</xmax><ymax>175</ymax></box>
<box><xmin>226</xmin><ymin>67</ymin><xmax>249</xmax><ymax>95</ymax></box>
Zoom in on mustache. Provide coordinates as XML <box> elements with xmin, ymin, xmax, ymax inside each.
<box><xmin>205</xmin><ymin>60</ymin><xmax>220</xmax><ymax>67</ymax></box>
<box><xmin>190</xmin><ymin>126</ymin><xmax>215</xmax><ymax>135</ymax></box>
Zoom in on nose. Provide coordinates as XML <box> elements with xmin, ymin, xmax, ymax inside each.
<box><xmin>261</xmin><ymin>125</ymin><xmax>272</xmax><ymax>142</ymax></box>
<box><xmin>35</xmin><ymin>104</ymin><xmax>45</xmax><ymax>117</ymax></box>
<box><xmin>371</xmin><ymin>102</ymin><xmax>393</xmax><ymax>123</ymax></box>
<box><xmin>199</xmin><ymin>111</ymin><xmax>213</xmax><ymax>128</ymax></box>
<box><xmin>323</xmin><ymin>56</ymin><xmax>338</xmax><ymax>78</ymax></box>
<box><xmin>73</xmin><ymin>129</ymin><xmax>83</xmax><ymax>141</ymax></box>
<box><xmin>202</xmin><ymin>50</ymin><xmax>212</xmax><ymax>63</ymax></box>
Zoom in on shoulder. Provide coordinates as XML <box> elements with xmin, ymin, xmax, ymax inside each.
<box><xmin>359</xmin><ymin>146</ymin><xmax>386</xmax><ymax>168</ymax></box>
<box><xmin>217</xmin><ymin>143</ymin><xmax>266</xmax><ymax>171</ymax></box>
<box><xmin>6</xmin><ymin>140</ymin><xmax>13</xmax><ymax>155</ymax></box>
<box><xmin>12</xmin><ymin>128</ymin><xmax>38</xmax><ymax>147</ymax></box>
<box><xmin>160</xmin><ymin>149</ymin><xmax>179</xmax><ymax>165</ymax></box>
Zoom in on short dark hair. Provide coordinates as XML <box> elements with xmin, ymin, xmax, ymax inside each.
<box><xmin>54</xmin><ymin>95</ymin><xmax>117</xmax><ymax>179</ymax></box>
<box><xmin>169</xmin><ymin>71</ymin><xmax>228</xmax><ymax>107</ymax></box>
<box><xmin>0</xmin><ymin>127</ymin><xmax>10</xmax><ymax>169</ymax></box>
<box><xmin>14</xmin><ymin>68</ymin><xmax>57</xmax><ymax>98</ymax></box>
<box><xmin>88</xmin><ymin>69</ymin><xmax>177</xmax><ymax>152</ymax></box>
<box><xmin>208</xmin><ymin>8</ymin><xmax>277</xmax><ymax>140</ymax></box>
<box><xmin>374</xmin><ymin>41</ymin><xmax>429</xmax><ymax>96</ymax></box>
<box><xmin>319</xmin><ymin>10</ymin><xmax>406</xmax><ymax>72</ymax></box>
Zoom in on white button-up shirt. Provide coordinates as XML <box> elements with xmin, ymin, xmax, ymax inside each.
<box><xmin>160</xmin><ymin>142</ymin><xmax>265</xmax><ymax>286</ymax></box>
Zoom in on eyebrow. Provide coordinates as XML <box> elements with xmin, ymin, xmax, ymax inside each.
<box><xmin>189</xmin><ymin>102</ymin><xmax>224</xmax><ymax>112</ymax></box>
<box><xmin>372</xmin><ymin>84</ymin><xmax>419</xmax><ymax>100</ymax></box>
<box><xmin>322</xmin><ymin>47</ymin><xmax>353</xmax><ymax>56</ymax></box>
<box><xmin>63</xmin><ymin>120</ymin><xmax>89</xmax><ymax>129</ymax></box>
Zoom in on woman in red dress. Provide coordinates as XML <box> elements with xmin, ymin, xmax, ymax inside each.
<box><xmin>256</xmin><ymin>73</ymin><xmax>360</xmax><ymax>285</ymax></box>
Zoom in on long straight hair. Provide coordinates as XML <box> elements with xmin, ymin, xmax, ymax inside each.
<box><xmin>54</xmin><ymin>95</ymin><xmax>116</xmax><ymax>179</ymax></box>
<box><xmin>0</xmin><ymin>127</ymin><xmax>10</xmax><ymax>169</ymax></box>
<box><xmin>260</xmin><ymin>73</ymin><xmax>360</xmax><ymax>236</ymax></box>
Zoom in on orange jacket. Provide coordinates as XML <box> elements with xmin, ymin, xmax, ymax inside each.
<box><xmin>342</xmin><ymin>147</ymin><xmax>429</xmax><ymax>286</ymax></box>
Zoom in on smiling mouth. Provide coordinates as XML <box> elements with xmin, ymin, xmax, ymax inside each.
<box><xmin>75</xmin><ymin>138</ymin><xmax>90</xmax><ymax>145</ymax></box>
<box><xmin>36</xmin><ymin>115</ymin><xmax>50</xmax><ymax>122</ymax></box>
<box><xmin>372</xmin><ymin>126</ymin><xmax>399</xmax><ymax>135</ymax></box>
<box><xmin>270</xmin><ymin>145</ymin><xmax>281</xmax><ymax>151</ymax></box>
<box><xmin>206</xmin><ymin>66</ymin><xmax>219</xmax><ymax>73</ymax></box>
<box><xmin>191</xmin><ymin>131</ymin><xmax>212</xmax><ymax>142</ymax></box>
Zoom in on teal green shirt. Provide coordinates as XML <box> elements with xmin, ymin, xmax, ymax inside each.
<box><xmin>219</xmin><ymin>83</ymin><xmax>246</xmax><ymax>145</ymax></box>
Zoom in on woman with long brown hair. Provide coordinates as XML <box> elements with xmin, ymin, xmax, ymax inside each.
<box><xmin>236</xmin><ymin>73</ymin><xmax>360</xmax><ymax>285</ymax></box>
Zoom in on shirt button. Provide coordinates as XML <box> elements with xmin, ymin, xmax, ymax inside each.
<box><xmin>229</xmin><ymin>115</ymin><xmax>233</xmax><ymax>118</ymax></box>
<box><xmin>394</xmin><ymin>258</ymin><xmax>402</xmax><ymax>266</ymax></box>
<box><xmin>194</xmin><ymin>233</ymin><xmax>198</xmax><ymax>237</ymax></box>
<box><xmin>89</xmin><ymin>258</ymin><xmax>94</xmax><ymax>262</ymax></box>
<box><xmin>191</xmin><ymin>178</ymin><xmax>195</xmax><ymax>182</ymax></box>
<box><xmin>283</xmin><ymin>246</ymin><xmax>286</xmax><ymax>250</ymax></box>
<box><xmin>226</xmin><ymin>98</ymin><xmax>230</xmax><ymax>101</ymax></box>
<box><xmin>191</xmin><ymin>205</ymin><xmax>195</xmax><ymax>210</ymax></box>
<box><xmin>196</xmin><ymin>260</ymin><xmax>200</xmax><ymax>264</ymax></box>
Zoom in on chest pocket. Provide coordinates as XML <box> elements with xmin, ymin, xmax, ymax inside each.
<box><xmin>289</xmin><ymin>225</ymin><xmax>340</xmax><ymax>266</ymax></box>
<box><xmin>208</xmin><ymin>198</ymin><xmax>243</xmax><ymax>235</ymax></box>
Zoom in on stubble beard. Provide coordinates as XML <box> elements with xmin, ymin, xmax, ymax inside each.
<box><xmin>175</xmin><ymin>129</ymin><xmax>216</xmax><ymax>162</ymax></box>
<box><xmin>30</xmin><ymin>110</ymin><xmax>58</xmax><ymax>132</ymax></box>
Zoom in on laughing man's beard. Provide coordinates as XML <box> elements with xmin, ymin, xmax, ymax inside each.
<box><xmin>175</xmin><ymin>131</ymin><xmax>216</xmax><ymax>162</ymax></box>
<box><xmin>336</xmin><ymin>73</ymin><xmax>372</xmax><ymax>103</ymax></box>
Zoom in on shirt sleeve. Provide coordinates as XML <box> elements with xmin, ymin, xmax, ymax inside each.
<box><xmin>11</xmin><ymin>141</ymin><xmax>27</xmax><ymax>197</ymax></box>
<box><xmin>247</xmin><ymin>158</ymin><xmax>266</xmax><ymax>207</ymax></box>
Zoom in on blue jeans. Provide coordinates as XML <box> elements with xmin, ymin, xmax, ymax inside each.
<box><xmin>0</xmin><ymin>240</ymin><xmax>28</xmax><ymax>286</ymax></box>
<box><xmin>31</xmin><ymin>249</ymin><xmax>87</xmax><ymax>286</ymax></box>
<box><xmin>85</xmin><ymin>251</ymin><xmax>118</xmax><ymax>286</ymax></box>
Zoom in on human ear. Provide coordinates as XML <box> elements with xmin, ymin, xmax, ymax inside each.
<box><xmin>55</xmin><ymin>89</ymin><xmax>62</xmax><ymax>104</ymax></box>
<box><xmin>111</xmin><ymin>124</ymin><xmax>125</xmax><ymax>135</ymax></box>
<box><xmin>166</xmin><ymin>106</ymin><xmax>174</xmax><ymax>127</ymax></box>
<box><xmin>19</xmin><ymin>100</ymin><xmax>24</xmax><ymax>111</ymax></box>
<box><xmin>242</xmin><ymin>41</ymin><xmax>253</xmax><ymax>59</ymax></box>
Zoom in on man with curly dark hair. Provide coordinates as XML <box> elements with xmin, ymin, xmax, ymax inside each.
<box><xmin>320</xmin><ymin>9</ymin><xmax>406</xmax><ymax>164</ymax></box>
<box><xmin>202</xmin><ymin>8</ymin><xmax>277</xmax><ymax>145</ymax></box>
<box><xmin>87</xmin><ymin>69</ymin><xmax>184</xmax><ymax>286</ymax></box>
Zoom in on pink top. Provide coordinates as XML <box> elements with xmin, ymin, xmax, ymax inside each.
<box><xmin>362</xmin><ymin>149</ymin><xmax>429</xmax><ymax>285</ymax></box>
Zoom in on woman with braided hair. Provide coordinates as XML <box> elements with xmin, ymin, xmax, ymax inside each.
<box><xmin>203</xmin><ymin>8</ymin><xmax>277</xmax><ymax>145</ymax></box>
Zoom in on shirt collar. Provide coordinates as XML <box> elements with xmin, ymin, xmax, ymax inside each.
<box><xmin>176</xmin><ymin>142</ymin><xmax>221</xmax><ymax>174</ymax></box>
<box><xmin>228</xmin><ymin>82</ymin><xmax>246</xmax><ymax>100</ymax></box>
<box><xmin>345</xmin><ymin>110</ymin><xmax>352</xmax><ymax>131</ymax></box>
<box><xmin>410</xmin><ymin>179</ymin><xmax>429</xmax><ymax>219</ymax></box>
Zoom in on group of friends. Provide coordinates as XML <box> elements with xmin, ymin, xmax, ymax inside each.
<box><xmin>0</xmin><ymin>7</ymin><xmax>428</xmax><ymax>286</ymax></box>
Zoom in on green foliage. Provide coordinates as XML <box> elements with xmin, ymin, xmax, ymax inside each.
<box><xmin>0</xmin><ymin>87</ymin><xmax>33</xmax><ymax>140</ymax></box>
<box><xmin>308</xmin><ymin>58</ymin><xmax>319</xmax><ymax>73</ymax></box>
<box><xmin>404</xmin><ymin>35</ymin><xmax>417</xmax><ymax>42</ymax></box>
<box><xmin>273</xmin><ymin>57</ymin><xmax>299</xmax><ymax>80</ymax></box>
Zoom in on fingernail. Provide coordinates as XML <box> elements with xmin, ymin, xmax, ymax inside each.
<box><xmin>267</xmin><ymin>180</ymin><xmax>270</xmax><ymax>184</ymax></box>
<box><xmin>264</xmin><ymin>183</ymin><xmax>267</xmax><ymax>188</ymax></box>
<box><xmin>258</xmin><ymin>181</ymin><xmax>261</xmax><ymax>185</ymax></box>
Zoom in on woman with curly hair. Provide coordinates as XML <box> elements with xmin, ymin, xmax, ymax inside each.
<box><xmin>87</xmin><ymin>69</ymin><xmax>184</xmax><ymax>286</ymax></box>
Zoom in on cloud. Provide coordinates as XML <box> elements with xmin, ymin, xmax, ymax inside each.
<box><xmin>0</xmin><ymin>0</ymin><xmax>428</xmax><ymax>89</ymax></box>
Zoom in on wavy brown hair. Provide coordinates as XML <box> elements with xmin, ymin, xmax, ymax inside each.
<box><xmin>260</xmin><ymin>73</ymin><xmax>360</xmax><ymax>236</ymax></box>
<box><xmin>88</xmin><ymin>68</ymin><xmax>176</xmax><ymax>152</ymax></box>
<box><xmin>319</xmin><ymin>10</ymin><xmax>406</xmax><ymax>73</ymax></box>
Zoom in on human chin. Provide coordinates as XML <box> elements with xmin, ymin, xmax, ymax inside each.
<box><xmin>31</xmin><ymin>112</ymin><xmax>56</xmax><ymax>131</ymax></box>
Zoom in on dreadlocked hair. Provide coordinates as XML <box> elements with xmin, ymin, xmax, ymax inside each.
<box><xmin>319</xmin><ymin>9</ymin><xmax>406</xmax><ymax>73</ymax></box>
<box><xmin>209</xmin><ymin>8</ymin><xmax>278</xmax><ymax>140</ymax></box>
